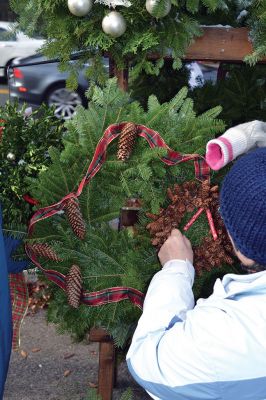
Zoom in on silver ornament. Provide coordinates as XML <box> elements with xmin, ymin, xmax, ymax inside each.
<box><xmin>7</xmin><ymin>152</ymin><xmax>15</xmax><ymax>161</ymax></box>
<box><xmin>145</xmin><ymin>0</ymin><xmax>171</xmax><ymax>18</ymax></box>
<box><xmin>68</xmin><ymin>0</ymin><xmax>93</xmax><ymax>17</ymax></box>
<box><xmin>102</xmin><ymin>11</ymin><xmax>126</xmax><ymax>38</ymax></box>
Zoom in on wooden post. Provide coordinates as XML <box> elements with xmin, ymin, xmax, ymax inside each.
<box><xmin>89</xmin><ymin>327</ymin><xmax>116</xmax><ymax>400</ymax></box>
<box><xmin>109</xmin><ymin>58</ymin><xmax>129</xmax><ymax>91</ymax></box>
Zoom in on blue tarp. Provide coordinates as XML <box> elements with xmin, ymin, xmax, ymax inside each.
<box><xmin>0</xmin><ymin>206</ymin><xmax>29</xmax><ymax>399</ymax></box>
<box><xmin>0</xmin><ymin>206</ymin><xmax>12</xmax><ymax>399</ymax></box>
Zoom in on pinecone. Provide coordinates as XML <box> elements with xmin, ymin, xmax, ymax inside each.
<box><xmin>117</xmin><ymin>122</ymin><xmax>138</xmax><ymax>161</ymax></box>
<box><xmin>64</xmin><ymin>197</ymin><xmax>86</xmax><ymax>240</ymax></box>
<box><xmin>65</xmin><ymin>265</ymin><xmax>82</xmax><ymax>308</ymax></box>
<box><xmin>27</xmin><ymin>243</ymin><xmax>62</xmax><ymax>262</ymax></box>
<box><xmin>147</xmin><ymin>180</ymin><xmax>235</xmax><ymax>272</ymax></box>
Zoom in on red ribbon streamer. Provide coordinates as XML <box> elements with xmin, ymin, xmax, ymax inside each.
<box><xmin>206</xmin><ymin>208</ymin><xmax>218</xmax><ymax>240</ymax></box>
<box><xmin>184</xmin><ymin>208</ymin><xmax>204</xmax><ymax>231</ymax></box>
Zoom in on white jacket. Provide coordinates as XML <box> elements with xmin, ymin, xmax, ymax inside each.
<box><xmin>126</xmin><ymin>260</ymin><xmax>266</xmax><ymax>400</ymax></box>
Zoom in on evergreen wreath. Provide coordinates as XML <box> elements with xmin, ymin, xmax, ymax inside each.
<box><xmin>26</xmin><ymin>79</ymin><xmax>240</xmax><ymax>347</ymax></box>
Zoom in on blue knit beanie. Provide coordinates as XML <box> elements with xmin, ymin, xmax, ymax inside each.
<box><xmin>220</xmin><ymin>147</ymin><xmax>266</xmax><ymax>265</ymax></box>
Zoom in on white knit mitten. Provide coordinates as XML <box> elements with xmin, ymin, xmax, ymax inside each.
<box><xmin>205</xmin><ymin>120</ymin><xmax>266</xmax><ymax>170</ymax></box>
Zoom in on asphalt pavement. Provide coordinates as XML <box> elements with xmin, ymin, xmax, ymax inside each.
<box><xmin>0</xmin><ymin>80</ymin><xmax>9</xmax><ymax>106</ymax></box>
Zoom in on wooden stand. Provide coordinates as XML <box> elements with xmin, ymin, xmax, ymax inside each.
<box><xmin>89</xmin><ymin>328</ymin><xmax>117</xmax><ymax>400</ymax></box>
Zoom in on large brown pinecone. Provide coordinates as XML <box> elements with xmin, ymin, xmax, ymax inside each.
<box><xmin>27</xmin><ymin>243</ymin><xmax>62</xmax><ymax>262</ymax></box>
<box><xmin>64</xmin><ymin>197</ymin><xmax>86</xmax><ymax>240</ymax></box>
<box><xmin>117</xmin><ymin>122</ymin><xmax>138</xmax><ymax>161</ymax></box>
<box><xmin>65</xmin><ymin>264</ymin><xmax>83</xmax><ymax>308</ymax></box>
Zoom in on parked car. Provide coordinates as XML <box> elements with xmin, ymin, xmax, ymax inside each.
<box><xmin>0</xmin><ymin>21</ymin><xmax>44</xmax><ymax>78</ymax></box>
<box><xmin>9</xmin><ymin>53</ymin><xmax>109</xmax><ymax>120</ymax></box>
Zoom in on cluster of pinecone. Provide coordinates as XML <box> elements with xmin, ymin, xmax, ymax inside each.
<box><xmin>27</xmin><ymin>196</ymin><xmax>86</xmax><ymax>308</ymax></box>
<box><xmin>146</xmin><ymin>180</ymin><xmax>235</xmax><ymax>274</ymax></box>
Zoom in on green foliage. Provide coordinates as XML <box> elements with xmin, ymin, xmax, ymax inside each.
<box><xmin>26</xmin><ymin>78</ymin><xmax>230</xmax><ymax>346</ymax></box>
<box><xmin>130</xmin><ymin>59</ymin><xmax>190</xmax><ymax>106</ymax></box>
<box><xmin>84</xmin><ymin>388</ymin><xmax>133</xmax><ymax>400</ymax></box>
<box><xmin>190</xmin><ymin>64</ymin><xmax>266</xmax><ymax>126</ymax></box>
<box><xmin>0</xmin><ymin>102</ymin><xmax>64</xmax><ymax>226</ymax></box>
<box><xmin>10</xmin><ymin>0</ymin><xmax>266</xmax><ymax>79</ymax></box>
<box><xmin>10</xmin><ymin>0</ymin><xmax>234</xmax><ymax>84</ymax></box>
<box><xmin>245</xmin><ymin>1</ymin><xmax>266</xmax><ymax>64</ymax></box>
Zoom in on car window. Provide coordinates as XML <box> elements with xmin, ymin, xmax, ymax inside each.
<box><xmin>0</xmin><ymin>27</ymin><xmax>16</xmax><ymax>41</ymax></box>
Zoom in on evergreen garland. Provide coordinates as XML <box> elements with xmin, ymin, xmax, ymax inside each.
<box><xmin>10</xmin><ymin>0</ymin><xmax>266</xmax><ymax>83</ymax></box>
<box><xmin>246</xmin><ymin>0</ymin><xmax>266</xmax><ymax>64</ymax></box>
<box><xmin>9</xmin><ymin>0</ymin><xmax>232</xmax><ymax>83</ymax></box>
<box><xmin>25</xmin><ymin>79</ymin><xmax>239</xmax><ymax>347</ymax></box>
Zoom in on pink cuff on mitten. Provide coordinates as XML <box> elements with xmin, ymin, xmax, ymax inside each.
<box><xmin>206</xmin><ymin>137</ymin><xmax>234</xmax><ymax>170</ymax></box>
<box><xmin>206</xmin><ymin>121</ymin><xmax>266</xmax><ymax>170</ymax></box>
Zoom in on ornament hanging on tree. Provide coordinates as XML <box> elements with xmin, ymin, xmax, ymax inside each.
<box><xmin>94</xmin><ymin>0</ymin><xmax>131</xmax><ymax>6</ymax></box>
<box><xmin>145</xmin><ymin>0</ymin><xmax>171</xmax><ymax>18</ymax></box>
<box><xmin>67</xmin><ymin>0</ymin><xmax>93</xmax><ymax>17</ymax></box>
<box><xmin>6</xmin><ymin>152</ymin><xmax>15</xmax><ymax>161</ymax></box>
<box><xmin>102</xmin><ymin>10</ymin><xmax>126</xmax><ymax>37</ymax></box>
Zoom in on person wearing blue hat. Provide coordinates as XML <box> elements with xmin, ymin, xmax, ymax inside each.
<box><xmin>0</xmin><ymin>206</ymin><xmax>29</xmax><ymax>399</ymax></box>
<box><xmin>127</xmin><ymin>147</ymin><xmax>266</xmax><ymax>400</ymax></box>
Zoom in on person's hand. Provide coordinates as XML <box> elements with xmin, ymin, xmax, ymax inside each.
<box><xmin>158</xmin><ymin>229</ymin><xmax>193</xmax><ymax>267</ymax></box>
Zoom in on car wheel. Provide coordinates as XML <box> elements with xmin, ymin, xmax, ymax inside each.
<box><xmin>46</xmin><ymin>84</ymin><xmax>83</xmax><ymax>120</ymax></box>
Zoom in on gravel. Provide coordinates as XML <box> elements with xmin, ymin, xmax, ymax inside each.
<box><xmin>4</xmin><ymin>310</ymin><xmax>151</xmax><ymax>400</ymax></box>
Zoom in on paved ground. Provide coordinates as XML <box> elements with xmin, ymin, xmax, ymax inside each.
<box><xmin>4</xmin><ymin>310</ymin><xmax>151</xmax><ymax>400</ymax></box>
<box><xmin>0</xmin><ymin>80</ymin><xmax>9</xmax><ymax>105</ymax></box>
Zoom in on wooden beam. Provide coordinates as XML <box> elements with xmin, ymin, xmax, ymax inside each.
<box><xmin>185</xmin><ymin>27</ymin><xmax>266</xmax><ymax>63</ymax></box>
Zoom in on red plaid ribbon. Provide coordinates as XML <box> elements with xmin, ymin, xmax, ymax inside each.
<box><xmin>9</xmin><ymin>272</ymin><xmax>28</xmax><ymax>350</ymax></box>
<box><xmin>26</xmin><ymin>123</ymin><xmax>210</xmax><ymax>309</ymax></box>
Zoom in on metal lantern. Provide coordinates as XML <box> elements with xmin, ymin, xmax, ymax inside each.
<box><xmin>102</xmin><ymin>11</ymin><xmax>126</xmax><ymax>38</ymax></box>
<box><xmin>67</xmin><ymin>0</ymin><xmax>93</xmax><ymax>17</ymax></box>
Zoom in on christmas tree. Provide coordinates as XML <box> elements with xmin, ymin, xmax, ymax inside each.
<box><xmin>25</xmin><ymin>79</ymin><xmax>240</xmax><ymax>347</ymax></box>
